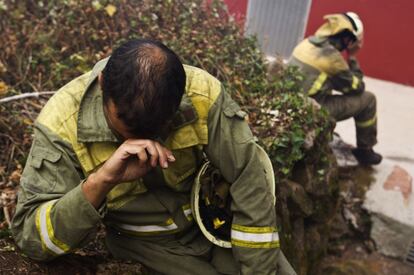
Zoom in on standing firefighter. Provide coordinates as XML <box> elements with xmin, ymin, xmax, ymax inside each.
<box><xmin>12</xmin><ymin>39</ymin><xmax>295</xmax><ymax>274</ymax></box>
<box><xmin>289</xmin><ymin>12</ymin><xmax>382</xmax><ymax>165</ymax></box>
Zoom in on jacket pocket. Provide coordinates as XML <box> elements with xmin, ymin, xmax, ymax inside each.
<box><xmin>28</xmin><ymin>145</ymin><xmax>62</xmax><ymax>191</ymax></box>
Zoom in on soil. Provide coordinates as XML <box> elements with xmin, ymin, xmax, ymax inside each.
<box><xmin>0</xmin><ymin>232</ymin><xmax>146</xmax><ymax>275</ymax></box>
<box><xmin>321</xmin><ymin>243</ymin><xmax>414</xmax><ymax>275</ymax></box>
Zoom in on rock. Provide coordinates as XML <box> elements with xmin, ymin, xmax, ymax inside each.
<box><xmin>329</xmin><ymin>133</ymin><xmax>359</xmax><ymax>168</ymax></box>
<box><xmin>363</xmin><ymin>161</ymin><xmax>414</xmax><ymax>261</ymax></box>
<box><xmin>303</xmin><ymin>129</ymin><xmax>316</xmax><ymax>150</ymax></box>
<box><xmin>370</xmin><ymin>215</ymin><xmax>414</xmax><ymax>261</ymax></box>
<box><xmin>321</xmin><ymin>260</ymin><xmax>377</xmax><ymax>275</ymax></box>
<box><xmin>277</xmin><ymin>137</ymin><xmax>339</xmax><ymax>275</ymax></box>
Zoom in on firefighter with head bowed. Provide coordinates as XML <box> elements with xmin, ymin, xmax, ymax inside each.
<box><xmin>289</xmin><ymin>12</ymin><xmax>382</xmax><ymax>165</ymax></box>
<box><xmin>11</xmin><ymin>39</ymin><xmax>296</xmax><ymax>274</ymax></box>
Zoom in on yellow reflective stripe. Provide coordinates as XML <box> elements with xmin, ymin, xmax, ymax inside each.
<box><xmin>231</xmin><ymin>239</ymin><xmax>280</xmax><ymax>249</ymax></box>
<box><xmin>231</xmin><ymin>224</ymin><xmax>279</xmax><ymax>248</ymax></box>
<box><xmin>352</xmin><ymin>75</ymin><xmax>360</xmax><ymax>90</ymax></box>
<box><xmin>356</xmin><ymin>114</ymin><xmax>377</xmax><ymax>128</ymax></box>
<box><xmin>232</xmin><ymin>230</ymin><xmax>279</xmax><ymax>242</ymax></box>
<box><xmin>117</xmin><ymin>218</ymin><xmax>179</xmax><ymax>235</ymax></box>
<box><xmin>308</xmin><ymin>72</ymin><xmax>328</xmax><ymax>96</ymax></box>
<box><xmin>35</xmin><ymin>205</ymin><xmax>47</xmax><ymax>253</ymax></box>
<box><xmin>182</xmin><ymin>204</ymin><xmax>193</xmax><ymax>221</ymax></box>
<box><xmin>231</xmin><ymin>224</ymin><xmax>276</xmax><ymax>233</ymax></box>
<box><xmin>45</xmin><ymin>202</ymin><xmax>70</xmax><ymax>252</ymax></box>
<box><xmin>36</xmin><ymin>200</ymin><xmax>70</xmax><ymax>255</ymax></box>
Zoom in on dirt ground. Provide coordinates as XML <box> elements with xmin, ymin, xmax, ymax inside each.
<box><xmin>321</xmin><ymin>243</ymin><xmax>414</xmax><ymax>275</ymax></box>
<box><xmin>0</xmin><ymin>232</ymin><xmax>147</xmax><ymax>275</ymax></box>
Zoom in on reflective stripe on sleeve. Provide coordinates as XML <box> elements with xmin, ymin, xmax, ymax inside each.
<box><xmin>352</xmin><ymin>75</ymin><xmax>360</xmax><ymax>90</ymax></box>
<box><xmin>308</xmin><ymin>72</ymin><xmax>328</xmax><ymax>96</ymax></box>
<box><xmin>356</xmin><ymin>114</ymin><xmax>377</xmax><ymax>128</ymax></box>
<box><xmin>117</xmin><ymin>218</ymin><xmax>179</xmax><ymax>235</ymax></box>
<box><xmin>182</xmin><ymin>204</ymin><xmax>193</xmax><ymax>221</ymax></box>
<box><xmin>231</xmin><ymin>224</ymin><xmax>280</xmax><ymax>249</ymax></box>
<box><xmin>35</xmin><ymin>200</ymin><xmax>70</xmax><ymax>255</ymax></box>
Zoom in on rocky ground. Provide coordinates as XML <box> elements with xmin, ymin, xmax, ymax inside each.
<box><xmin>320</xmin><ymin>165</ymin><xmax>414</xmax><ymax>275</ymax></box>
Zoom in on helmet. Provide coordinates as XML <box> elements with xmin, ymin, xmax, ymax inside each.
<box><xmin>191</xmin><ymin>144</ymin><xmax>275</xmax><ymax>248</ymax></box>
<box><xmin>315</xmin><ymin>12</ymin><xmax>364</xmax><ymax>42</ymax></box>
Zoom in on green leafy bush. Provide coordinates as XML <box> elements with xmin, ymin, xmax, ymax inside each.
<box><xmin>0</xmin><ymin>0</ymin><xmax>331</xmax><ymax>181</ymax></box>
<box><xmin>0</xmin><ymin>1</ymin><xmax>335</xmax><ymax>272</ymax></box>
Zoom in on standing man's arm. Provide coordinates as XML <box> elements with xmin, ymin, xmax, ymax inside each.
<box><xmin>206</xmin><ymin>88</ymin><xmax>279</xmax><ymax>274</ymax></box>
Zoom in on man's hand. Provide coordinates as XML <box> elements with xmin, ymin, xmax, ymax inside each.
<box><xmin>347</xmin><ymin>40</ymin><xmax>363</xmax><ymax>58</ymax></box>
<box><xmin>83</xmin><ymin>139</ymin><xmax>175</xmax><ymax>208</ymax></box>
<box><xmin>95</xmin><ymin>139</ymin><xmax>175</xmax><ymax>185</ymax></box>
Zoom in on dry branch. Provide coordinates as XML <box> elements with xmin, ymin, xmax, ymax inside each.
<box><xmin>0</xmin><ymin>92</ymin><xmax>55</xmax><ymax>104</ymax></box>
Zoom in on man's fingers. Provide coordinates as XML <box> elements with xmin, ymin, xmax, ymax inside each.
<box><xmin>136</xmin><ymin>147</ymin><xmax>148</xmax><ymax>167</ymax></box>
<box><xmin>167</xmin><ymin>154</ymin><xmax>176</xmax><ymax>162</ymax></box>
<box><xmin>124</xmin><ymin>139</ymin><xmax>158</xmax><ymax>167</ymax></box>
<box><xmin>122</xmin><ymin>144</ymin><xmax>148</xmax><ymax>166</ymax></box>
<box><xmin>146</xmin><ymin>144</ymin><xmax>159</xmax><ymax>168</ymax></box>
<box><xmin>125</xmin><ymin>139</ymin><xmax>174</xmax><ymax>168</ymax></box>
<box><xmin>154</xmin><ymin>142</ymin><xmax>169</xmax><ymax>169</ymax></box>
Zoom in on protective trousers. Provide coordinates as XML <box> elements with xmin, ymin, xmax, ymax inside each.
<box><xmin>106</xmin><ymin>228</ymin><xmax>239</xmax><ymax>275</ymax></box>
<box><xmin>106</xmin><ymin>227</ymin><xmax>297</xmax><ymax>275</ymax></box>
<box><xmin>318</xmin><ymin>91</ymin><xmax>377</xmax><ymax>148</ymax></box>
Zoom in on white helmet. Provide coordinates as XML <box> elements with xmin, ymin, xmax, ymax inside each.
<box><xmin>315</xmin><ymin>12</ymin><xmax>364</xmax><ymax>42</ymax></box>
<box><xmin>345</xmin><ymin>12</ymin><xmax>364</xmax><ymax>41</ymax></box>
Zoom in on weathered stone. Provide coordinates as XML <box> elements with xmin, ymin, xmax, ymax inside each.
<box><xmin>329</xmin><ymin>133</ymin><xmax>359</xmax><ymax>168</ymax></box>
<box><xmin>285</xmin><ymin>180</ymin><xmax>314</xmax><ymax>217</ymax></box>
<box><xmin>303</xmin><ymin>129</ymin><xmax>316</xmax><ymax>150</ymax></box>
<box><xmin>370</xmin><ymin>214</ymin><xmax>414</xmax><ymax>260</ymax></box>
<box><xmin>278</xmin><ymin>136</ymin><xmax>339</xmax><ymax>275</ymax></box>
<box><xmin>321</xmin><ymin>260</ymin><xmax>377</xmax><ymax>275</ymax></box>
<box><xmin>363</xmin><ymin>161</ymin><xmax>414</xmax><ymax>260</ymax></box>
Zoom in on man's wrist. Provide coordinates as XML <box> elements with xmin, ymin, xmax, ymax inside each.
<box><xmin>88</xmin><ymin>170</ymin><xmax>116</xmax><ymax>187</ymax></box>
<box><xmin>82</xmin><ymin>172</ymin><xmax>115</xmax><ymax>208</ymax></box>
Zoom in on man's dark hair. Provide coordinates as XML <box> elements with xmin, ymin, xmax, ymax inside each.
<box><xmin>102</xmin><ymin>39</ymin><xmax>186</xmax><ymax>138</ymax></box>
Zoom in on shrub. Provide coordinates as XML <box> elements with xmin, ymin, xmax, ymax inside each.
<box><xmin>0</xmin><ymin>0</ymin><xmax>331</xmax><ymax>182</ymax></box>
<box><xmin>0</xmin><ymin>1</ymin><xmax>335</xmax><ymax>272</ymax></box>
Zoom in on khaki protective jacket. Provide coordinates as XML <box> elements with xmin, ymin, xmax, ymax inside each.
<box><xmin>289</xmin><ymin>36</ymin><xmax>365</xmax><ymax>101</ymax></box>
<box><xmin>12</xmin><ymin>59</ymin><xmax>280</xmax><ymax>274</ymax></box>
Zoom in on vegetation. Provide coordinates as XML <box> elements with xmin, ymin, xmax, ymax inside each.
<box><xmin>0</xmin><ymin>0</ymin><xmax>331</xmax><ymax>183</ymax></box>
<box><xmin>0</xmin><ymin>0</ymin><xmax>334</xmax><ymax>273</ymax></box>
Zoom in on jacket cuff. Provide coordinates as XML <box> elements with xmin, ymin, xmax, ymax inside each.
<box><xmin>54</xmin><ymin>181</ymin><xmax>106</xmax><ymax>225</ymax></box>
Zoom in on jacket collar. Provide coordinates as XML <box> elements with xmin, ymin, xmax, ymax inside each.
<box><xmin>308</xmin><ymin>35</ymin><xmax>329</xmax><ymax>46</ymax></box>
<box><xmin>77</xmin><ymin>57</ymin><xmax>119</xmax><ymax>143</ymax></box>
